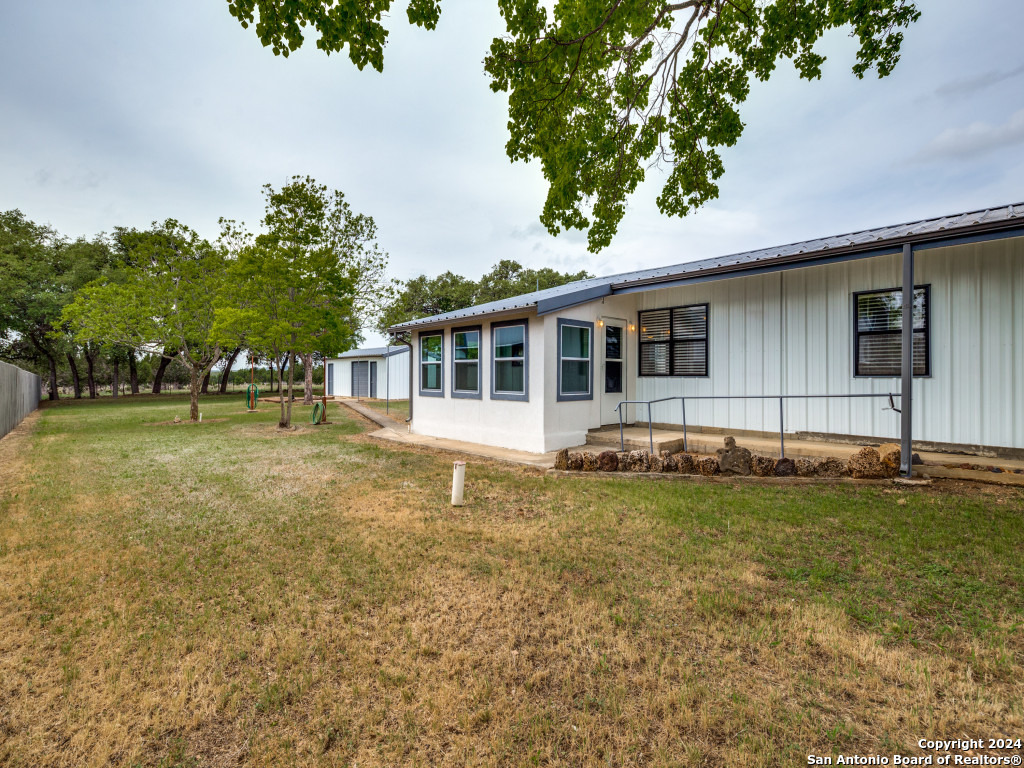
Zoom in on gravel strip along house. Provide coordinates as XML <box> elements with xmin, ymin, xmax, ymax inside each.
<box><xmin>388</xmin><ymin>203</ymin><xmax>1024</xmax><ymax>472</ymax></box>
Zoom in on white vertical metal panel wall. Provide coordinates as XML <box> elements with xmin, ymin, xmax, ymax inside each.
<box><xmin>631</xmin><ymin>238</ymin><xmax>1023</xmax><ymax>450</ymax></box>
<box><xmin>382</xmin><ymin>350</ymin><xmax>411</xmax><ymax>400</ymax></box>
<box><xmin>325</xmin><ymin>352</ymin><xmax>411</xmax><ymax>399</ymax></box>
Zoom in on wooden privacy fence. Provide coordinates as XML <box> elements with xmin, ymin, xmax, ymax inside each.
<box><xmin>0</xmin><ymin>361</ymin><xmax>42</xmax><ymax>440</ymax></box>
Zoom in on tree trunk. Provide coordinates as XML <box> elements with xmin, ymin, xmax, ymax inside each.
<box><xmin>302</xmin><ymin>353</ymin><xmax>314</xmax><ymax>405</ymax></box>
<box><xmin>286</xmin><ymin>349</ymin><xmax>295</xmax><ymax>426</ymax></box>
<box><xmin>201</xmin><ymin>370</ymin><xmax>211</xmax><ymax>394</ymax></box>
<box><xmin>277</xmin><ymin>350</ymin><xmax>288</xmax><ymax>428</ymax></box>
<box><xmin>152</xmin><ymin>351</ymin><xmax>177</xmax><ymax>394</ymax></box>
<box><xmin>85</xmin><ymin>351</ymin><xmax>98</xmax><ymax>399</ymax></box>
<box><xmin>189</xmin><ymin>367</ymin><xmax>201</xmax><ymax>422</ymax></box>
<box><xmin>270</xmin><ymin>357</ymin><xmax>276</xmax><ymax>393</ymax></box>
<box><xmin>111</xmin><ymin>359</ymin><xmax>120</xmax><ymax>398</ymax></box>
<box><xmin>66</xmin><ymin>352</ymin><xmax>82</xmax><ymax>399</ymax></box>
<box><xmin>129</xmin><ymin>351</ymin><xmax>139</xmax><ymax>394</ymax></box>
<box><xmin>219</xmin><ymin>347</ymin><xmax>241</xmax><ymax>394</ymax></box>
<box><xmin>47</xmin><ymin>355</ymin><xmax>58</xmax><ymax>401</ymax></box>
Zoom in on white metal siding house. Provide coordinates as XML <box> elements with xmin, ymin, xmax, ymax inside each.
<box><xmin>389</xmin><ymin>203</ymin><xmax>1024</xmax><ymax>466</ymax></box>
<box><xmin>325</xmin><ymin>346</ymin><xmax>411</xmax><ymax>400</ymax></box>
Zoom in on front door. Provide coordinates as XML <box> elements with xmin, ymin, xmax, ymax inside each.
<box><xmin>601</xmin><ymin>318</ymin><xmax>627</xmax><ymax>425</ymax></box>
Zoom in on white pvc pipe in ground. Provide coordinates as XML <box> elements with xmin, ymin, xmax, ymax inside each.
<box><xmin>451</xmin><ymin>461</ymin><xmax>466</xmax><ymax>506</ymax></box>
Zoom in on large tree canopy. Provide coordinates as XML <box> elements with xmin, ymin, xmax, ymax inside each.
<box><xmin>214</xmin><ymin>176</ymin><xmax>388</xmax><ymax>428</ymax></box>
<box><xmin>225</xmin><ymin>0</ymin><xmax>920</xmax><ymax>251</ymax></box>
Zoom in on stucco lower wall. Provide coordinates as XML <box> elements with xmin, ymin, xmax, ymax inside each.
<box><xmin>410</xmin><ymin>314</ymin><xmax>548</xmax><ymax>453</ymax></box>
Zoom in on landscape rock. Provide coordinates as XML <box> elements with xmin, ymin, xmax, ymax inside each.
<box><xmin>877</xmin><ymin>443</ymin><xmax>901</xmax><ymax>478</ymax></box>
<box><xmin>795</xmin><ymin>458</ymin><xmax>818</xmax><ymax>477</ymax></box>
<box><xmin>554</xmin><ymin>448</ymin><xmax>569</xmax><ymax>471</ymax></box>
<box><xmin>567</xmin><ymin>452</ymin><xmax>584</xmax><ymax>471</ymax></box>
<box><xmin>581</xmin><ymin>452</ymin><xmax>600</xmax><ymax>471</ymax></box>
<box><xmin>627</xmin><ymin>450</ymin><xmax>651</xmax><ymax>472</ymax></box>
<box><xmin>661</xmin><ymin>454</ymin><xmax>678</xmax><ymax>473</ymax></box>
<box><xmin>697</xmin><ymin>457</ymin><xmax>720</xmax><ymax>477</ymax></box>
<box><xmin>774</xmin><ymin>457</ymin><xmax>796</xmax><ymax>477</ymax></box>
<box><xmin>817</xmin><ymin>457</ymin><xmax>848</xmax><ymax>477</ymax></box>
<box><xmin>616</xmin><ymin>452</ymin><xmax>631</xmax><ymax>471</ymax></box>
<box><xmin>598</xmin><ymin>451</ymin><xmax>619</xmax><ymax>472</ymax></box>
<box><xmin>650</xmin><ymin>455</ymin><xmax>664</xmax><ymax>473</ymax></box>
<box><xmin>751</xmin><ymin>455</ymin><xmax>776</xmax><ymax>477</ymax></box>
<box><xmin>674</xmin><ymin>453</ymin><xmax>697</xmax><ymax>474</ymax></box>
<box><xmin>848</xmin><ymin>447</ymin><xmax>885</xmax><ymax>479</ymax></box>
<box><xmin>716</xmin><ymin>436</ymin><xmax>752</xmax><ymax>476</ymax></box>
<box><xmin>912</xmin><ymin>453</ymin><xmax>923</xmax><ymax>465</ymax></box>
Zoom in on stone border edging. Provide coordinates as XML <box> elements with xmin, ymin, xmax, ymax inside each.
<box><xmin>544</xmin><ymin>469</ymin><xmax>908</xmax><ymax>486</ymax></box>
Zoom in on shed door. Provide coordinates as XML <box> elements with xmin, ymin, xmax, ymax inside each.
<box><xmin>369</xmin><ymin>361</ymin><xmax>378</xmax><ymax>398</ymax></box>
<box><xmin>327</xmin><ymin>363</ymin><xmax>334</xmax><ymax>396</ymax></box>
<box><xmin>351</xmin><ymin>361</ymin><xmax>368</xmax><ymax>398</ymax></box>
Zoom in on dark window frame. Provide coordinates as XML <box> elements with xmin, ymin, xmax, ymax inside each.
<box><xmin>852</xmin><ymin>285</ymin><xmax>931</xmax><ymax>378</ymax></box>
<box><xmin>489</xmin><ymin>318</ymin><xmax>529</xmax><ymax>402</ymax></box>
<box><xmin>637</xmin><ymin>303</ymin><xmax>710</xmax><ymax>378</ymax></box>
<box><xmin>450</xmin><ymin>324</ymin><xmax>482</xmax><ymax>399</ymax></box>
<box><xmin>556</xmin><ymin>318</ymin><xmax>594</xmax><ymax>402</ymax></box>
<box><xmin>418</xmin><ymin>330</ymin><xmax>445</xmax><ymax>397</ymax></box>
<box><xmin>604</xmin><ymin>322</ymin><xmax>624</xmax><ymax>394</ymax></box>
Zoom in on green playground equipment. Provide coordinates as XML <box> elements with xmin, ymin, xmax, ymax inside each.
<box><xmin>245</xmin><ymin>383</ymin><xmax>259</xmax><ymax>410</ymax></box>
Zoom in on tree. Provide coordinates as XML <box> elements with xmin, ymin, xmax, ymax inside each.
<box><xmin>225</xmin><ymin>1</ymin><xmax>920</xmax><ymax>251</ymax></box>
<box><xmin>62</xmin><ymin>220</ymin><xmax>227</xmax><ymax>421</ymax></box>
<box><xmin>0</xmin><ymin>211</ymin><xmax>114</xmax><ymax>400</ymax></box>
<box><xmin>215</xmin><ymin>177</ymin><xmax>387</xmax><ymax>428</ymax></box>
<box><xmin>380</xmin><ymin>260</ymin><xmax>591</xmax><ymax>333</ymax></box>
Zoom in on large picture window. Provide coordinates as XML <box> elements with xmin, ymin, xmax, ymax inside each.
<box><xmin>638</xmin><ymin>304</ymin><xmax>708</xmax><ymax>377</ymax></box>
<box><xmin>419</xmin><ymin>332</ymin><xmax>443</xmax><ymax>396</ymax></box>
<box><xmin>854</xmin><ymin>286</ymin><xmax>930</xmax><ymax>377</ymax></box>
<box><xmin>452</xmin><ymin>326</ymin><xmax>481</xmax><ymax>398</ymax></box>
<box><xmin>491</xmin><ymin>319</ymin><xmax>528</xmax><ymax>401</ymax></box>
<box><xmin>557</xmin><ymin>319</ymin><xmax>593</xmax><ymax>401</ymax></box>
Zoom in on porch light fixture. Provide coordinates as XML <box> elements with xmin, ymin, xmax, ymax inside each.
<box><xmin>597</xmin><ymin>319</ymin><xmax>604</xmax><ymax>327</ymax></box>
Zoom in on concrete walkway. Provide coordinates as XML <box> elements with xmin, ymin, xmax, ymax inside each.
<box><xmin>338</xmin><ymin>399</ymin><xmax>557</xmax><ymax>468</ymax></box>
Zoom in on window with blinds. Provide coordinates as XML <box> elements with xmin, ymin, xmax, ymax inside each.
<box><xmin>854</xmin><ymin>286</ymin><xmax>930</xmax><ymax>377</ymax></box>
<box><xmin>638</xmin><ymin>303</ymin><xmax>708</xmax><ymax>377</ymax></box>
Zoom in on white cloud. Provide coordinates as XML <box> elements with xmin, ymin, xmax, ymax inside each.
<box><xmin>918</xmin><ymin>109</ymin><xmax>1024</xmax><ymax>161</ymax></box>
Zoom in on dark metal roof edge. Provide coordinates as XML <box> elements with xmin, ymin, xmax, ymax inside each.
<box><xmin>611</xmin><ymin>217</ymin><xmax>1024</xmax><ymax>293</ymax></box>
<box><xmin>536</xmin><ymin>284</ymin><xmax>613</xmax><ymax>316</ymax></box>
<box><xmin>388</xmin><ymin>305</ymin><xmax>538</xmax><ymax>333</ymax></box>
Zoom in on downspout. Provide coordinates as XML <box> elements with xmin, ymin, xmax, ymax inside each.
<box><xmin>393</xmin><ymin>333</ymin><xmax>413</xmax><ymax>423</ymax></box>
<box><xmin>900</xmin><ymin>243</ymin><xmax>914</xmax><ymax>477</ymax></box>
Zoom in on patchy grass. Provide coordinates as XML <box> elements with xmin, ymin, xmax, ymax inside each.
<box><xmin>1</xmin><ymin>394</ymin><xmax>1022</xmax><ymax>767</ymax></box>
<box><xmin>358</xmin><ymin>397</ymin><xmax>409</xmax><ymax>422</ymax></box>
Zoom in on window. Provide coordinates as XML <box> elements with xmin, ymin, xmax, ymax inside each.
<box><xmin>557</xmin><ymin>319</ymin><xmax>593</xmax><ymax>401</ymax></box>
<box><xmin>854</xmin><ymin>286</ymin><xmax>930</xmax><ymax>377</ymax></box>
<box><xmin>605</xmin><ymin>324</ymin><xmax>623</xmax><ymax>394</ymax></box>
<box><xmin>638</xmin><ymin>304</ymin><xmax>708</xmax><ymax>377</ymax></box>
<box><xmin>419</xmin><ymin>332</ymin><xmax>443</xmax><ymax>396</ymax></box>
<box><xmin>452</xmin><ymin>326</ymin><xmax>481</xmax><ymax>398</ymax></box>
<box><xmin>491</xmin><ymin>319</ymin><xmax>528</xmax><ymax>401</ymax></box>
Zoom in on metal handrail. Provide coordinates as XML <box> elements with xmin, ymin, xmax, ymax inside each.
<box><xmin>614</xmin><ymin>393</ymin><xmax>900</xmax><ymax>457</ymax></box>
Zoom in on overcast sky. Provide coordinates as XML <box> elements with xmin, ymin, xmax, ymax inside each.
<box><xmin>3</xmin><ymin>0</ymin><xmax>1023</xmax><ymax>347</ymax></box>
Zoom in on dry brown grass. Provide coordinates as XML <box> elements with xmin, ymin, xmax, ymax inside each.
<box><xmin>0</xmin><ymin>395</ymin><xmax>1022</xmax><ymax>767</ymax></box>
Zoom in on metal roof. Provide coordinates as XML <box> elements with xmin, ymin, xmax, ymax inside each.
<box><xmin>388</xmin><ymin>202</ymin><xmax>1024</xmax><ymax>332</ymax></box>
<box><xmin>333</xmin><ymin>345</ymin><xmax>409</xmax><ymax>359</ymax></box>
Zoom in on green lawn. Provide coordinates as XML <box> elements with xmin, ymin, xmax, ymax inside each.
<box><xmin>359</xmin><ymin>397</ymin><xmax>409</xmax><ymax>422</ymax></box>
<box><xmin>0</xmin><ymin>394</ymin><xmax>1021</xmax><ymax>767</ymax></box>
